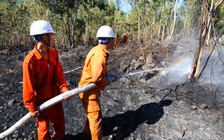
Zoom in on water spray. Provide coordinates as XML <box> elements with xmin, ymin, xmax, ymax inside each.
<box><xmin>120</xmin><ymin>68</ymin><xmax>166</xmax><ymax>78</ymax></box>
<box><xmin>64</xmin><ymin>66</ymin><xmax>83</xmax><ymax>74</ymax></box>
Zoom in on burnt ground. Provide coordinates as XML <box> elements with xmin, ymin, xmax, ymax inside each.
<box><xmin>0</xmin><ymin>37</ymin><xmax>224</xmax><ymax>140</ymax></box>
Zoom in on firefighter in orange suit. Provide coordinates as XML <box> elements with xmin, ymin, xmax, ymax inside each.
<box><xmin>23</xmin><ymin>20</ymin><xmax>69</xmax><ymax>140</ymax></box>
<box><xmin>78</xmin><ymin>25</ymin><xmax>117</xmax><ymax>140</ymax></box>
<box><xmin>122</xmin><ymin>33</ymin><xmax>128</xmax><ymax>45</ymax></box>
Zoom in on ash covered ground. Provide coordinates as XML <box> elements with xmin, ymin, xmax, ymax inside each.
<box><xmin>0</xmin><ymin>36</ymin><xmax>224</xmax><ymax>140</ymax></box>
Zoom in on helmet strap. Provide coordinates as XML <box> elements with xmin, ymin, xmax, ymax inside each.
<box><xmin>41</xmin><ymin>34</ymin><xmax>51</xmax><ymax>47</ymax></box>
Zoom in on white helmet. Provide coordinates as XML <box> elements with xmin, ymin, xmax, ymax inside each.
<box><xmin>96</xmin><ymin>25</ymin><xmax>115</xmax><ymax>38</ymax></box>
<box><xmin>30</xmin><ymin>20</ymin><xmax>56</xmax><ymax>36</ymax></box>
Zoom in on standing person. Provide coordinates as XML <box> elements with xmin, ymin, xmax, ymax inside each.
<box><xmin>78</xmin><ymin>25</ymin><xmax>117</xmax><ymax>140</ymax></box>
<box><xmin>23</xmin><ymin>20</ymin><xmax>69</xmax><ymax>140</ymax></box>
<box><xmin>122</xmin><ymin>33</ymin><xmax>128</xmax><ymax>45</ymax></box>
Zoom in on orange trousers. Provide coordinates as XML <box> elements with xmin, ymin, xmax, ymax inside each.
<box><xmin>82</xmin><ymin>98</ymin><xmax>102</xmax><ymax>140</ymax></box>
<box><xmin>36</xmin><ymin>102</ymin><xmax>65</xmax><ymax>140</ymax></box>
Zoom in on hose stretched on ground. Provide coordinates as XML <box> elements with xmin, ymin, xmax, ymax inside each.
<box><xmin>0</xmin><ymin>83</ymin><xmax>97</xmax><ymax>139</ymax></box>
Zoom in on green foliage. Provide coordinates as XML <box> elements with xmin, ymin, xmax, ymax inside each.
<box><xmin>213</xmin><ymin>2</ymin><xmax>224</xmax><ymax>32</ymax></box>
<box><xmin>0</xmin><ymin>0</ymin><xmax>224</xmax><ymax>49</ymax></box>
<box><xmin>0</xmin><ymin>1</ymin><xmax>30</xmax><ymax>49</ymax></box>
<box><xmin>184</xmin><ymin>0</ymin><xmax>202</xmax><ymax>30</ymax></box>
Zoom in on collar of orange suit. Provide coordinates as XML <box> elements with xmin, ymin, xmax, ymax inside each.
<box><xmin>98</xmin><ymin>44</ymin><xmax>110</xmax><ymax>54</ymax></box>
<box><xmin>33</xmin><ymin>45</ymin><xmax>49</xmax><ymax>59</ymax></box>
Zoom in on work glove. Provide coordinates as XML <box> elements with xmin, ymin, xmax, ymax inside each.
<box><xmin>107</xmin><ymin>75</ymin><xmax>118</xmax><ymax>83</ymax></box>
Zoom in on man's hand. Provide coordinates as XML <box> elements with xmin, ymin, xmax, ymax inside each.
<box><xmin>107</xmin><ymin>75</ymin><xmax>118</xmax><ymax>83</ymax></box>
<box><xmin>29</xmin><ymin>110</ymin><xmax>39</xmax><ymax>118</ymax></box>
<box><xmin>62</xmin><ymin>90</ymin><xmax>71</xmax><ymax>100</ymax></box>
<box><xmin>63</xmin><ymin>95</ymin><xmax>71</xmax><ymax>101</ymax></box>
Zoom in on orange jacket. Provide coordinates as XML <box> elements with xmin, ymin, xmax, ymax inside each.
<box><xmin>78</xmin><ymin>44</ymin><xmax>109</xmax><ymax>99</ymax></box>
<box><xmin>23</xmin><ymin>46</ymin><xmax>68</xmax><ymax>113</ymax></box>
<box><xmin>123</xmin><ymin>34</ymin><xmax>128</xmax><ymax>44</ymax></box>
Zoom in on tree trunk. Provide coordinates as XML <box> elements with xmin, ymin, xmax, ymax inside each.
<box><xmin>67</xmin><ymin>11</ymin><xmax>72</xmax><ymax>47</ymax></box>
<box><xmin>169</xmin><ymin>0</ymin><xmax>178</xmax><ymax>38</ymax></box>
<box><xmin>198</xmin><ymin>0</ymin><xmax>224</xmax><ymax>78</ymax></box>
<box><xmin>189</xmin><ymin>0</ymin><xmax>223</xmax><ymax>80</ymax></box>
<box><xmin>158</xmin><ymin>18</ymin><xmax>161</xmax><ymax>39</ymax></box>
<box><xmin>71</xmin><ymin>0</ymin><xmax>78</xmax><ymax>48</ymax></box>
<box><xmin>189</xmin><ymin>0</ymin><xmax>208</xmax><ymax>80</ymax></box>
<box><xmin>137</xmin><ymin>8</ymin><xmax>141</xmax><ymax>44</ymax></box>
<box><xmin>158</xmin><ymin>4</ymin><xmax>164</xmax><ymax>39</ymax></box>
<box><xmin>84</xmin><ymin>18</ymin><xmax>89</xmax><ymax>46</ymax></box>
<box><xmin>151</xmin><ymin>16</ymin><xmax>156</xmax><ymax>38</ymax></box>
<box><xmin>162</xmin><ymin>25</ymin><xmax>165</xmax><ymax>41</ymax></box>
<box><xmin>183</xmin><ymin>4</ymin><xmax>190</xmax><ymax>36</ymax></box>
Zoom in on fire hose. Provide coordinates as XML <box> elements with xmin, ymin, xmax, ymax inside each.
<box><xmin>0</xmin><ymin>83</ymin><xmax>97</xmax><ymax>139</ymax></box>
<box><xmin>0</xmin><ymin>68</ymin><xmax>163</xmax><ymax>139</ymax></box>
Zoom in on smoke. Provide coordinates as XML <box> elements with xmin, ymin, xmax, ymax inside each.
<box><xmin>164</xmin><ymin>57</ymin><xmax>193</xmax><ymax>83</ymax></box>
<box><xmin>159</xmin><ymin>34</ymin><xmax>196</xmax><ymax>84</ymax></box>
<box><xmin>162</xmin><ymin>34</ymin><xmax>224</xmax><ymax>86</ymax></box>
<box><xmin>198</xmin><ymin>51</ymin><xmax>224</xmax><ymax>85</ymax></box>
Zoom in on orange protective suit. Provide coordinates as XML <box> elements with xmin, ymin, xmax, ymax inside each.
<box><xmin>23</xmin><ymin>45</ymin><xmax>68</xmax><ymax>140</ymax></box>
<box><xmin>78</xmin><ymin>44</ymin><xmax>109</xmax><ymax>140</ymax></box>
<box><xmin>122</xmin><ymin>34</ymin><xmax>128</xmax><ymax>45</ymax></box>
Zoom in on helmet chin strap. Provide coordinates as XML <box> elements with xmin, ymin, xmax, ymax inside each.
<box><xmin>41</xmin><ymin>34</ymin><xmax>51</xmax><ymax>48</ymax></box>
